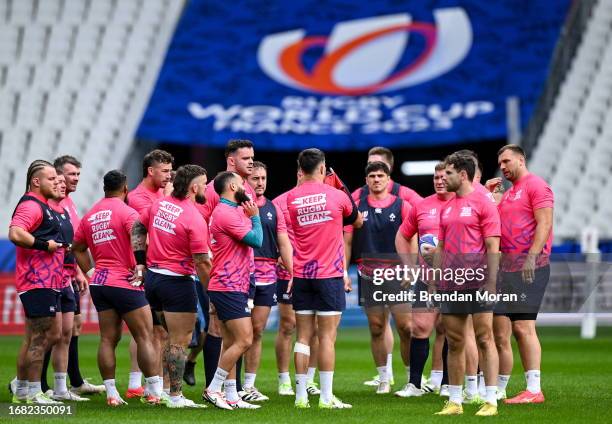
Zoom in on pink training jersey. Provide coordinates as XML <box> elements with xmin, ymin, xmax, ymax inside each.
<box><xmin>208</xmin><ymin>201</ymin><xmax>254</xmax><ymax>292</ymax></box>
<box><xmin>273</xmin><ymin>190</ymin><xmax>294</xmax><ymax>281</ymax></box>
<box><xmin>141</xmin><ymin>196</ymin><xmax>209</xmax><ymax>276</ymax></box>
<box><xmin>288</xmin><ymin>181</ymin><xmax>354</xmax><ymax>279</ymax></box>
<box><xmin>74</xmin><ymin>197</ymin><xmax>141</xmax><ymax>291</ymax></box>
<box><xmin>253</xmin><ymin>196</ymin><xmax>287</xmax><ymax>284</ymax></box>
<box><xmin>128</xmin><ymin>182</ymin><xmax>164</xmax><ymax>217</ymax></box>
<box><xmin>352</xmin><ymin>179</ymin><xmax>423</xmax><ymax>208</ymax></box>
<box><xmin>498</xmin><ymin>173</ymin><xmax>554</xmax><ymax>272</ymax></box>
<box><xmin>10</xmin><ymin>192</ymin><xmax>65</xmax><ymax>292</ymax></box>
<box><xmin>439</xmin><ymin>190</ymin><xmax>500</xmax><ymax>290</ymax></box>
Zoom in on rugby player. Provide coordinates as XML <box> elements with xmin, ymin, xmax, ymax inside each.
<box><xmin>72</xmin><ymin>170</ymin><xmax>162</xmax><ymax>406</ymax></box>
<box><xmin>395</xmin><ymin>162</ymin><xmax>453</xmax><ymax>397</ymax></box>
<box><xmin>9</xmin><ymin>160</ymin><xmax>65</xmax><ymax>404</ymax></box>
<box><xmin>132</xmin><ymin>165</ymin><xmax>211</xmax><ymax>408</ymax></box>
<box><xmin>126</xmin><ymin>149</ymin><xmax>174</xmax><ymax>398</ymax></box>
<box><xmin>287</xmin><ymin>148</ymin><xmax>362</xmax><ymax>409</ymax></box>
<box><xmin>494</xmin><ymin>145</ymin><xmax>553</xmax><ymax>404</ymax></box>
<box><xmin>433</xmin><ymin>153</ymin><xmax>500</xmax><ymax>416</ymax></box>
<box><xmin>242</xmin><ymin>162</ymin><xmax>293</xmax><ymax>402</ymax></box>
<box><xmin>344</xmin><ymin>161</ymin><xmax>414</xmax><ymax>395</ymax></box>
<box><xmin>354</xmin><ymin>147</ymin><xmax>423</xmax><ymax>387</ymax></box>
<box><xmin>203</xmin><ymin>171</ymin><xmax>262</xmax><ymax>410</ymax></box>
<box><xmin>53</xmin><ymin>156</ymin><xmax>104</xmax><ymax>395</ymax></box>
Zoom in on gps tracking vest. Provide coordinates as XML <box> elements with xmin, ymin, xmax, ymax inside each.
<box><xmin>13</xmin><ymin>195</ymin><xmax>63</xmax><ymax>243</ymax></box>
<box><xmin>254</xmin><ymin>198</ymin><xmax>279</xmax><ymax>260</ymax></box>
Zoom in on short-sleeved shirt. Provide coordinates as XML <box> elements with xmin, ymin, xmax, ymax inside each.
<box><xmin>287</xmin><ymin>181</ymin><xmax>354</xmax><ymax>279</ymax></box>
<box><xmin>352</xmin><ymin>179</ymin><xmax>423</xmax><ymax>208</ymax></box>
<box><xmin>208</xmin><ymin>201</ymin><xmax>254</xmax><ymax>293</ymax></box>
<box><xmin>141</xmin><ymin>196</ymin><xmax>209</xmax><ymax>276</ymax></box>
<box><xmin>10</xmin><ymin>192</ymin><xmax>65</xmax><ymax>292</ymax></box>
<box><xmin>399</xmin><ymin>193</ymin><xmax>454</xmax><ymax>268</ymax></box>
<box><xmin>254</xmin><ymin>195</ymin><xmax>287</xmax><ymax>284</ymax></box>
<box><xmin>439</xmin><ymin>190</ymin><xmax>500</xmax><ymax>289</ymax></box>
<box><xmin>273</xmin><ymin>190</ymin><xmax>294</xmax><ymax>280</ymax></box>
<box><xmin>74</xmin><ymin>197</ymin><xmax>141</xmax><ymax>290</ymax></box>
<box><xmin>498</xmin><ymin>173</ymin><xmax>554</xmax><ymax>271</ymax></box>
<box><xmin>128</xmin><ymin>182</ymin><xmax>164</xmax><ymax>217</ymax></box>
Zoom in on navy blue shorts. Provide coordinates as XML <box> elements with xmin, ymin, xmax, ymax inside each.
<box><xmin>59</xmin><ymin>286</ymin><xmax>77</xmax><ymax>313</ymax></box>
<box><xmin>292</xmin><ymin>277</ymin><xmax>345</xmax><ymax>313</ymax></box>
<box><xmin>494</xmin><ymin>265</ymin><xmax>550</xmax><ymax>320</ymax></box>
<box><xmin>194</xmin><ymin>278</ymin><xmax>210</xmax><ymax>332</ymax></box>
<box><xmin>254</xmin><ymin>283</ymin><xmax>277</xmax><ymax>307</ymax></box>
<box><xmin>208</xmin><ymin>291</ymin><xmax>250</xmax><ymax>322</ymax></box>
<box><xmin>20</xmin><ymin>289</ymin><xmax>60</xmax><ymax>318</ymax></box>
<box><xmin>90</xmin><ymin>285</ymin><xmax>149</xmax><ymax>315</ymax></box>
<box><xmin>144</xmin><ymin>271</ymin><xmax>197</xmax><ymax>313</ymax></box>
<box><xmin>276</xmin><ymin>279</ymin><xmax>292</xmax><ymax>304</ymax></box>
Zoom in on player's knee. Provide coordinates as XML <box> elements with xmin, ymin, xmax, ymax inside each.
<box><xmin>279</xmin><ymin>321</ymin><xmax>295</xmax><ymax>337</ymax></box>
<box><xmin>494</xmin><ymin>332</ymin><xmax>510</xmax><ymax>351</ymax></box>
<box><xmin>368</xmin><ymin>320</ymin><xmax>385</xmax><ymax>338</ymax></box>
<box><xmin>476</xmin><ymin>331</ymin><xmax>494</xmax><ymax>351</ymax></box>
<box><xmin>396</xmin><ymin>321</ymin><xmax>412</xmax><ymax>340</ymax></box>
<box><xmin>446</xmin><ymin>332</ymin><xmax>464</xmax><ymax>351</ymax></box>
<box><xmin>512</xmin><ymin>321</ymin><xmax>535</xmax><ymax>340</ymax></box>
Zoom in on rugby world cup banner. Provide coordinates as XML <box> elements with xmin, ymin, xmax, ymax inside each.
<box><xmin>137</xmin><ymin>0</ymin><xmax>570</xmax><ymax>150</ymax></box>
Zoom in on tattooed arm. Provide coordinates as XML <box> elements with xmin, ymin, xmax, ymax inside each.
<box><xmin>193</xmin><ymin>252</ymin><xmax>212</xmax><ymax>290</ymax></box>
<box><xmin>129</xmin><ymin>221</ymin><xmax>148</xmax><ymax>286</ymax></box>
<box><xmin>131</xmin><ymin>220</ymin><xmax>148</xmax><ymax>252</ymax></box>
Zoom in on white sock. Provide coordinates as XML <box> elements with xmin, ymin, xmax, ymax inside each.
<box><xmin>485</xmin><ymin>386</ymin><xmax>498</xmax><ymax>406</ymax></box>
<box><xmin>144</xmin><ymin>375</ymin><xmax>161</xmax><ymax>396</ymax></box>
<box><xmin>225</xmin><ymin>379</ymin><xmax>239</xmax><ymax>402</ymax></box>
<box><xmin>449</xmin><ymin>385</ymin><xmax>463</xmax><ymax>404</ymax></box>
<box><xmin>319</xmin><ymin>371</ymin><xmax>334</xmax><ymax>404</ymax></box>
<box><xmin>405</xmin><ymin>366</ymin><xmax>411</xmax><ymax>385</ymax></box>
<box><xmin>525</xmin><ymin>370</ymin><xmax>541</xmax><ymax>393</ymax></box>
<box><xmin>478</xmin><ymin>371</ymin><xmax>486</xmax><ymax>396</ymax></box>
<box><xmin>430</xmin><ymin>370</ymin><xmax>443</xmax><ymax>388</ymax></box>
<box><xmin>306</xmin><ymin>367</ymin><xmax>316</xmax><ymax>382</ymax></box>
<box><xmin>465</xmin><ymin>375</ymin><xmax>478</xmax><ymax>396</ymax></box>
<box><xmin>103</xmin><ymin>379</ymin><xmax>120</xmax><ymax>398</ymax></box>
<box><xmin>128</xmin><ymin>372</ymin><xmax>143</xmax><ymax>390</ymax></box>
<box><xmin>377</xmin><ymin>366</ymin><xmax>388</xmax><ymax>383</ymax></box>
<box><xmin>295</xmin><ymin>374</ymin><xmax>308</xmax><ymax>402</ymax></box>
<box><xmin>497</xmin><ymin>374</ymin><xmax>510</xmax><ymax>392</ymax></box>
<box><xmin>27</xmin><ymin>381</ymin><xmax>42</xmax><ymax>397</ymax></box>
<box><xmin>208</xmin><ymin>367</ymin><xmax>229</xmax><ymax>393</ymax></box>
<box><xmin>16</xmin><ymin>380</ymin><xmax>28</xmax><ymax>398</ymax></box>
<box><xmin>54</xmin><ymin>372</ymin><xmax>68</xmax><ymax>394</ymax></box>
<box><xmin>386</xmin><ymin>354</ymin><xmax>393</xmax><ymax>380</ymax></box>
<box><xmin>278</xmin><ymin>372</ymin><xmax>291</xmax><ymax>385</ymax></box>
<box><xmin>244</xmin><ymin>372</ymin><xmax>256</xmax><ymax>389</ymax></box>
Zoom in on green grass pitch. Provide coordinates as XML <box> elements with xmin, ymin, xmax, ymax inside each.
<box><xmin>1</xmin><ymin>327</ymin><xmax>611</xmax><ymax>423</ymax></box>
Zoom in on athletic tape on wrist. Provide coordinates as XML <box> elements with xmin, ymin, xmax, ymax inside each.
<box><xmin>86</xmin><ymin>268</ymin><xmax>95</xmax><ymax>278</ymax></box>
<box><xmin>293</xmin><ymin>342</ymin><xmax>310</xmax><ymax>356</ymax></box>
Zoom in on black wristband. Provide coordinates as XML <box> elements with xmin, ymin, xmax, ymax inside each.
<box><xmin>31</xmin><ymin>238</ymin><xmax>49</xmax><ymax>252</ymax></box>
<box><xmin>134</xmin><ymin>250</ymin><xmax>146</xmax><ymax>265</ymax></box>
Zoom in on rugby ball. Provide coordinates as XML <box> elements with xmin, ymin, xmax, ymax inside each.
<box><xmin>419</xmin><ymin>234</ymin><xmax>438</xmax><ymax>255</ymax></box>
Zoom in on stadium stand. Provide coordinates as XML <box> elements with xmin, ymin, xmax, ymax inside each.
<box><xmin>0</xmin><ymin>0</ymin><xmax>184</xmax><ymax>237</ymax></box>
<box><xmin>529</xmin><ymin>0</ymin><xmax>612</xmax><ymax>239</ymax></box>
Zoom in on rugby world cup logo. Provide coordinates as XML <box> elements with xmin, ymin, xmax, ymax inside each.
<box><xmin>257</xmin><ymin>8</ymin><xmax>472</xmax><ymax>95</ymax></box>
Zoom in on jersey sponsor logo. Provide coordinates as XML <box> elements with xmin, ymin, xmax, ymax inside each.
<box><xmin>460</xmin><ymin>206</ymin><xmax>472</xmax><ymax>217</ymax></box>
<box><xmin>152</xmin><ymin>201</ymin><xmax>184</xmax><ymax>235</ymax></box>
<box><xmin>513</xmin><ymin>189</ymin><xmax>523</xmax><ymax>200</ymax></box>
<box><xmin>374</xmin><ymin>208</ymin><xmax>382</xmax><ymax>214</ymax></box>
<box><xmin>389</xmin><ymin>213</ymin><xmax>396</xmax><ymax>222</ymax></box>
<box><xmin>362</xmin><ymin>210</ymin><xmax>369</xmax><ymax>221</ymax></box>
<box><xmin>429</xmin><ymin>208</ymin><xmax>437</xmax><ymax>216</ymax></box>
<box><xmin>291</xmin><ymin>193</ymin><xmax>333</xmax><ymax>226</ymax></box>
<box><xmin>443</xmin><ymin>206</ymin><xmax>452</xmax><ymax>217</ymax></box>
<box><xmin>258</xmin><ymin>8</ymin><xmax>472</xmax><ymax>95</ymax></box>
<box><xmin>266</xmin><ymin>211</ymin><xmax>273</xmax><ymax>220</ymax></box>
<box><xmin>88</xmin><ymin>210</ymin><xmax>116</xmax><ymax>244</ymax></box>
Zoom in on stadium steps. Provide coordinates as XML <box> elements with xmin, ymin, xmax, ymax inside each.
<box><xmin>529</xmin><ymin>0</ymin><xmax>612</xmax><ymax>240</ymax></box>
<box><xmin>0</xmin><ymin>0</ymin><xmax>185</xmax><ymax>236</ymax></box>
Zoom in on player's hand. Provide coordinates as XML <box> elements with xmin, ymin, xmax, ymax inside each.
<box><xmin>47</xmin><ymin>240</ymin><xmax>60</xmax><ymax>253</ymax></box>
<box><xmin>242</xmin><ymin>201</ymin><xmax>259</xmax><ymax>217</ymax></box>
<box><xmin>522</xmin><ymin>254</ymin><xmax>536</xmax><ymax>284</ymax></box>
<box><xmin>286</xmin><ymin>278</ymin><xmax>293</xmax><ymax>293</ymax></box>
<box><xmin>128</xmin><ymin>264</ymin><xmax>146</xmax><ymax>287</ymax></box>
<box><xmin>76</xmin><ymin>273</ymin><xmax>88</xmax><ymax>294</ymax></box>
<box><xmin>421</xmin><ymin>245</ymin><xmax>435</xmax><ymax>267</ymax></box>
<box><xmin>485</xmin><ymin>177</ymin><xmax>502</xmax><ymax>193</ymax></box>
<box><xmin>209</xmin><ymin>302</ymin><xmax>217</xmax><ymax>315</ymax></box>
<box><xmin>479</xmin><ymin>281</ymin><xmax>497</xmax><ymax>306</ymax></box>
<box><xmin>163</xmin><ymin>181</ymin><xmax>174</xmax><ymax>196</ymax></box>
<box><xmin>343</xmin><ymin>273</ymin><xmax>352</xmax><ymax>292</ymax></box>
